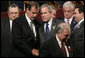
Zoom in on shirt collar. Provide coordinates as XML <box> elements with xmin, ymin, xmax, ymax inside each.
<box><xmin>48</xmin><ymin>18</ymin><xmax>52</xmax><ymax>25</ymax></box>
<box><xmin>25</xmin><ymin>13</ymin><xmax>32</xmax><ymax>25</ymax></box>
<box><xmin>56</xmin><ymin>34</ymin><xmax>62</xmax><ymax>47</ymax></box>
<box><xmin>44</xmin><ymin>18</ymin><xmax>53</xmax><ymax>32</ymax></box>
<box><xmin>64</xmin><ymin>16</ymin><xmax>73</xmax><ymax>25</ymax></box>
<box><xmin>78</xmin><ymin>18</ymin><xmax>84</xmax><ymax>25</ymax></box>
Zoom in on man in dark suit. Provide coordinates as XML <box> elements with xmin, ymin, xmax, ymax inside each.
<box><xmin>39</xmin><ymin>4</ymin><xmax>64</xmax><ymax>47</ymax></box>
<box><xmin>1</xmin><ymin>4</ymin><xmax>20</xmax><ymax>57</ymax></box>
<box><xmin>10</xmin><ymin>1</ymin><xmax>41</xmax><ymax>57</ymax></box>
<box><xmin>59</xmin><ymin>1</ymin><xmax>77</xmax><ymax>32</ymax></box>
<box><xmin>70</xmin><ymin>5</ymin><xmax>84</xmax><ymax>57</ymax></box>
<box><xmin>39</xmin><ymin>23</ymin><xmax>71</xmax><ymax>57</ymax></box>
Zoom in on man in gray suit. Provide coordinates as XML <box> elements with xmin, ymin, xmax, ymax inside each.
<box><xmin>70</xmin><ymin>5</ymin><xmax>84</xmax><ymax>57</ymax></box>
<box><xmin>39</xmin><ymin>4</ymin><xmax>64</xmax><ymax>47</ymax></box>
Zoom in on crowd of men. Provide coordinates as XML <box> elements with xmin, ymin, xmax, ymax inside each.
<box><xmin>1</xmin><ymin>1</ymin><xmax>84</xmax><ymax>57</ymax></box>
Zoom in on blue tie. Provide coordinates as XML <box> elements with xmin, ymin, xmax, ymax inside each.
<box><xmin>46</xmin><ymin>23</ymin><xmax>49</xmax><ymax>40</ymax></box>
<box><xmin>74</xmin><ymin>23</ymin><xmax>79</xmax><ymax>30</ymax></box>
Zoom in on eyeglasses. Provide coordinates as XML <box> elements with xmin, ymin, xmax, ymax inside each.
<box><xmin>9</xmin><ymin>12</ymin><xmax>19</xmax><ymax>15</ymax></box>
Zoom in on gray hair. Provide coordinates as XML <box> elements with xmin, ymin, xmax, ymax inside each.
<box><xmin>8</xmin><ymin>3</ymin><xmax>20</xmax><ymax>12</ymax></box>
<box><xmin>55</xmin><ymin>23</ymin><xmax>71</xmax><ymax>33</ymax></box>
<box><xmin>41</xmin><ymin>4</ymin><xmax>52</xmax><ymax>13</ymax></box>
<box><xmin>27</xmin><ymin>1</ymin><xmax>39</xmax><ymax>11</ymax></box>
<box><xmin>63</xmin><ymin>1</ymin><xmax>75</xmax><ymax>11</ymax></box>
<box><xmin>50</xmin><ymin>5</ymin><xmax>57</xmax><ymax>11</ymax></box>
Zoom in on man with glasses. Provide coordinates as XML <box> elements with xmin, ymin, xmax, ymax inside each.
<box><xmin>1</xmin><ymin>3</ymin><xmax>20</xmax><ymax>57</ymax></box>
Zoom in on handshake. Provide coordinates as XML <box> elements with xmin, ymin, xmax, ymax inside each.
<box><xmin>32</xmin><ymin>49</ymin><xmax>39</xmax><ymax>56</ymax></box>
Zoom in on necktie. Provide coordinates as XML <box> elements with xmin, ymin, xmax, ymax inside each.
<box><xmin>67</xmin><ymin>19</ymin><xmax>69</xmax><ymax>25</ymax></box>
<box><xmin>30</xmin><ymin>21</ymin><xmax>34</xmax><ymax>31</ymax></box>
<box><xmin>46</xmin><ymin>23</ymin><xmax>49</xmax><ymax>40</ymax></box>
<box><xmin>30</xmin><ymin>21</ymin><xmax>36</xmax><ymax>38</ymax></box>
<box><xmin>73</xmin><ymin>23</ymin><xmax>80</xmax><ymax>31</ymax></box>
<box><xmin>74</xmin><ymin>23</ymin><xmax>79</xmax><ymax>29</ymax></box>
<box><xmin>61</xmin><ymin>42</ymin><xmax>67</xmax><ymax>57</ymax></box>
<box><xmin>30</xmin><ymin>21</ymin><xmax>35</xmax><ymax>36</ymax></box>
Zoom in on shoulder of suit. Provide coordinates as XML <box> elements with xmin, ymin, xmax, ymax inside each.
<box><xmin>57</xmin><ymin>17</ymin><xmax>64</xmax><ymax>20</ymax></box>
<box><xmin>13</xmin><ymin>14</ymin><xmax>26</xmax><ymax>22</ymax></box>
<box><xmin>53</xmin><ymin>18</ymin><xmax>65</xmax><ymax>23</ymax></box>
<box><xmin>1</xmin><ymin>17</ymin><xmax>9</xmax><ymax>23</ymax></box>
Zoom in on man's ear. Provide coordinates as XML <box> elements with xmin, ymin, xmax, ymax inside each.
<box><xmin>81</xmin><ymin>12</ymin><xmax>84</xmax><ymax>17</ymax></box>
<box><xmin>57</xmin><ymin>30</ymin><xmax>61</xmax><ymax>34</ymax></box>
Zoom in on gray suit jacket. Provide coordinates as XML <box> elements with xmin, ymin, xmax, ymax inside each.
<box><xmin>70</xmin><ymin>21</ymin><xmax>84</xmax><ymax>57</ymax></box>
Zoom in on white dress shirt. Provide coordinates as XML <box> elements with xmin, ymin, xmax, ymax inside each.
<box><xmin>64</xmin><ymin>16</ymin><xmax>73</xmax><ymax>25</ymax></box>
<box><xmin>75</xmin><ymin>18</ymin><xmax>84</xmax><ymax>29</ymax></box>
<box><xmin>56</xmin><ymin>35</ymin><xmax>69</xmax><ymax>57</ymax></box>
<box><xmin>77</xmin><ymin>18</ymin><xmax>84</xmax><ymax>26</ymax></box>
<box><xmin>10</xmin><ymin>19</ymin><xmax>13</xmax><ymax>31</ymax></box>
<box><xmin>44</xmin><ymin>18</ymin><xmax>52</xmax><ymax>33</ymax></box>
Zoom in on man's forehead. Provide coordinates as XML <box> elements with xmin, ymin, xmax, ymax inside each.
<box><xmin>63</xmin><ymin>29</ymin><xmax>69</xmax><ymax>33</ymax></box>
<box><xmin>64</xmin><ymin>7</ymin><xmax>72</xmax><ymax>10</ymax></box>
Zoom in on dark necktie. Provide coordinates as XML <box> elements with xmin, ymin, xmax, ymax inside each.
<box><xmin>61</xmin><ymin>42</ymin><xmax>67</xmax><ymax>57</ymax></box>
<box><xmin>46</xmin><ymin>23</ymin><xmax>49</xmax><ymax>40</ymax></box>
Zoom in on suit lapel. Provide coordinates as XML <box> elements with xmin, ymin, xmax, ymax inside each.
<box><xmin>22</xmin><ymin>14</ymin><xmax>35</xmax><ymax>37</ymax></box>
<box><xmin>39</xmin><ymin>23</ymin><xmax>47</xmax><ymax>45</ymax></box>
<box><xmin>7</xmin><ymin>18</ymin><xmax>10</xmax><ymax>33</ymax></box>
<box><xmin>52</xmin><ymin>36</ymin><xmax>65</xmax><ymax>56</ymax></box>
<box><xmin>72</xmin><ymin>21</ymin><xmax>84</xmax><ymax>34</ymax></box>
<box><xmin>51</xmin><ymin>19</ymin><xmax>56</xmax><ymax>31</ymax></box>
<box><xmin>70</xmin><ymin>18</ymin><xmax>77</xmax><ymax>31</ymax></box>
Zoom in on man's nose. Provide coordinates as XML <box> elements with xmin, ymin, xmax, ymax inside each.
<box><xmin>34</xmin><ymin>14</ymin><xmax>37</xmax><ymax>17</ymax></box>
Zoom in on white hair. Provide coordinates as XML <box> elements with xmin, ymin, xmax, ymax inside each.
<box><xmin>63</xmin><ymin>1</ymin><xmax>75</xmax><ymax>11</ymax></box>
<box><xmin>55</xmin><ymin>23</ymin><xmax>71</xmax><ymax>33</ymax></box>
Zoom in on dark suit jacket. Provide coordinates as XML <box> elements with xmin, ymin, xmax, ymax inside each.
<box><xmin>58</xmin><ymin>17</ymin><xmax>77</xmax><ymax>32</ymax></box>
<box><xmin>10</xmin><ymin>14</ymin><xmax>41</xmax><ymax>57</ymax></box>
<box><xmin>70</xmin><ymin>21</ymin><xmax>84</xmax><ymax>57</ymax></box>
<box><xmin>1</xmin><ymin>18</ymin><xmax>12</xmax><ymax>57</ymax></box>
<box><xmin>39</xmin><ymin>19</ymin><xmax>64</xmax><ymax>46</ymax></box>
<box><xmin>40</xmin><ymin>35</ymin><xmax>69</xmax><ymax>57</ymax></box>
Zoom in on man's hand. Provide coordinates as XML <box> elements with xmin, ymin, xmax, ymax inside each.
<box><xmin>32</xmin><ymin>49</ymin><xmax>39</xmax><ymax>56</ymax></box>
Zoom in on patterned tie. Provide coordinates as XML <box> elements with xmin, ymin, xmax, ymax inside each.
<box><xmin>30</xmin><ymin>21</ymin><xmax>34</xmax><ymax>31</ymax></box>
<box><xmin>67</xmin><ymin>19</ymin><xmax>69</xmax><ymax>25</ymax></box>
<box><xmin>46</xmin><ymin>23</ymin><xmax>50</xmax><ymax>40</ymax></box>
<box><xmin>61</xmin><ymin>42</ymin><xmax>67</xmax><ymax>57</ymax></box>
